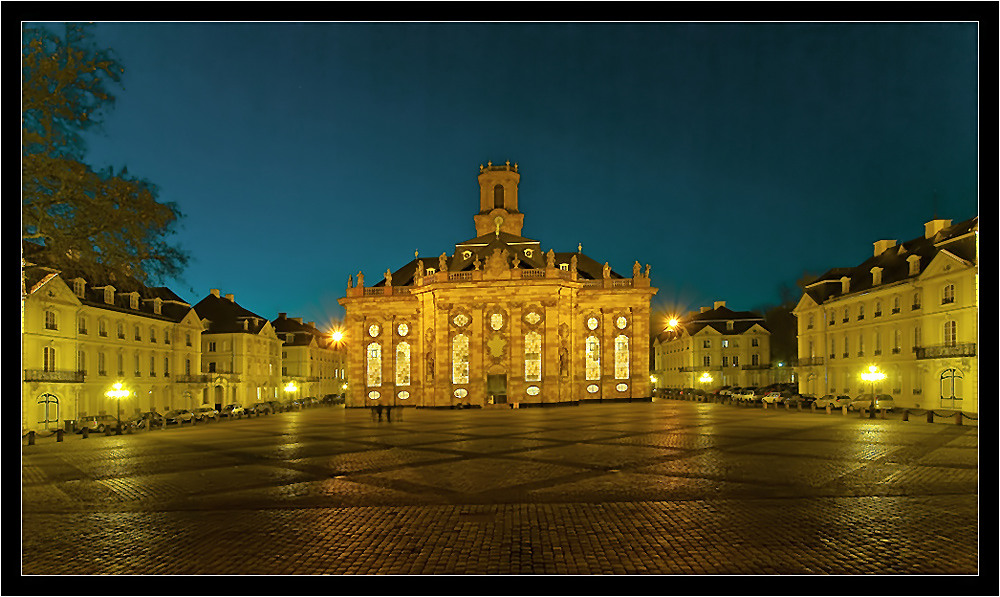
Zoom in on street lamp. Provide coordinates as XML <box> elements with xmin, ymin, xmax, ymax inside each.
<box><xmin>105</xmin><ymin>381</ymin><xmax>130</xmax><ymax>434</ymax></box>
<box><xmin>860</xmin><ymin>365</ymin><xmax>886</xmax><ymax>419</ymax></box>
<box><xmin>284</xmin><ymin>381</ymin><xmax>299</xmax><ymax>408</ymax></box>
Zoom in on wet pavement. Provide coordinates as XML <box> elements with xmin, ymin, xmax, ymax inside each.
<box><xmin>20</xmin><ymin>400</ymin><xmax>979</xmax><ymax>576</ymax></box>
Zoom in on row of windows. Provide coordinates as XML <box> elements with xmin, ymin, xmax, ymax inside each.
<box><xmin>42</xmin><ymin>347</ymin><xmax>194</xmax><ymax>377</ymax></box>
<box><xmin>698</xmin><ymin>354</ymin><xmax>763</xmax><ymax>367</ymax></box>
<box><xmin>811</xmin><ymin>284</ymin><xmax>957</xmax><ymax>329</ymax></box>
<box><xmin>44</xmin><ymin>310</ymin><xmax>196</xmax><ymax>346</ymax></box>
<box><xmin>701</xmin><ymin>338</ymin><xmax>760</xmax><ymax>349</ymax></box>
<box><xmin>365</xmin><ymin>334</ymin><xmax>632</xmax><ymax>387</ymax></box>
<box><xmin>808</xmin><ymin>320</ymin><xmax>960</xmax><ymax>358</ymax></box>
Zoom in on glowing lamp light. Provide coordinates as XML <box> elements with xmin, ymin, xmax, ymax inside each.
<box><xmin>331</xmin><ymin>330</ymin><xmax>344</xmax><ymax>342</ymax></box>
<box><xmin>105</xmin><ymin>382</ymin><xmax>130</xmax><ymax>434</ymax></box>
<box><xmin>698</xmin><ymin>372</ymin><xmax>713</xmax><ymax>384</ymax></box>
<box><xmin>859</xmin><ymin>365</ymin><xmax>886</xmax><ymax>419</ymax></box>
<box><xmin>284</xmin><ymin>381</ymin><xmax>298</xmax><ymax>393</ymax></box>
<box><xmin>667</xmin><ymin>317</ymin><xmax>679</xmax><ymax>329</ymax></box>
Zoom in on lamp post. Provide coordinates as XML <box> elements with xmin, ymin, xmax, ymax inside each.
<box><xmin>105</xmin><ymin>381</ymin><xmax>130</xmax><ymax>434</ymax></box>
<box><xmin>698</xmin><ymin>372</ymin><xmax>713</xmax><ymax>401</ymax></box>
<box><xmin>284</xmin><ymin>381</ymin><xmax>298</xmax><ymax>408</ymax></box>
<box><xmin>860</xmin><ymin>365</ymin><xmax>886</xmax><ymax>419</ymax></box>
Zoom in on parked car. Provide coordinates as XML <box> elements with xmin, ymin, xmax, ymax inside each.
<box><xmin>784</xmin><ymin>394</ymin><xmax>816</xmax><ymax>408</ymax></box>
<box><xmin>814</xmin><ymin>395</ymin><xmax>851</xmax><ymax>409</ymax></box>
<box><xmin>246</xmin><ymin>401</ymin><xmax>272</xmax><ymax>415</ymax></box>
<box><xmin>761</xmin><ymin>391</ymin><xmax>784</xmax><ymax>404</ymax></box>
<box><xmin>849</xmin><ymin>394</ymin><xmax>896</xmax><ymax>412</ymax></box>
<box><xmin>164</xmin><ymin>409</ymin><xmax>194</xmax><ymax>425</ymax></box>
<box><xmin>127</xmin><ymin>411</ymin><xmax>164</xmax><ymax>429</ymax></box>
<box><xmin>193</xmin><ymin>405</ymin><xmax>220</xmax><ymax>421</ymax></box>
<box><xmin>220</xmin><ymin>404</ymin><xmax>246</xmax><ymax>418</ymax></box>
<box><xmin>77</xmin><ymin>414</ymin><xmax>120</xmax><ymax>433</ymax></box>
<box><xmin>737</xmin><ymin>388</ymin><xmax>760</xmax><ymax>403</ymax></box>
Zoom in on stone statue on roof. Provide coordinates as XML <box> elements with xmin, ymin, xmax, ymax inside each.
<box><xmin>357</xmin><ymin>271</ymin><xmax>364</xmax><ymax>287</ymax></box>
<box><xmin>385</xmin><ymin>268</ymin><xmax>392</xmax><ymax>287</ymax></box>
<box><xmin>602</xmin><ymin>262</ymin><xmax>610</xmax><ymax>279</ymax></box>
<box><xmin>439</xmin><ymin>252</ymin><xmax>447</xmax><ymax>272</ymax></box>
<box><xmin>547</xmin><ymin>249</ymin><xmax>555</xmax><ymax>269</ymax></box>
<box><xmin>633</xmin><ymin>261</ymin><xmax>641</xmax><ymax>278</ymax></box>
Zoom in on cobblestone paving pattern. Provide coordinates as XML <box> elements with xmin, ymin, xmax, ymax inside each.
<box><xmin>21</xmin><ymin>401</ymin><xmax>979</xmax><ymax>575</ymax></box>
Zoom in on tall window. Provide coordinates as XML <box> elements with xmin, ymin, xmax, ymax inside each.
<box><xmin>893</xmin><ymin>329</ymin><xmax>902</xmax><ymax>353</ymax></box>
<box><xmin>117</xmin><ymin>322</ymin><xmax>125</xmax><ymax>339</ymax></box>
<box><xmin>943</xmin><ymin>321</ymin><xmax>957</xmax><ymax>346</ymax></box>
<box><xmin>395</xmin><ymin>342</ymin><xmax>411</xmax><ymax>386</ymax></box>
<box><xmin>912</xmin><ymin>291</ymin><xmax>921</xmax><ymax>310</ymax></box>
<box><xmin>873</xmin><ymin>330</ymin><xmax>882</xmax><ymax>355</ymax></box>
<box><xmin>615</xmin><ymin>335</ymin><xmax>629</xmax><ymax>379</ymax></box>
<box><xmin>98</xmin><ymin>352</ymin><xmax>106</xmax><ymax>376</ymax></box>
<box><xmin>164</xmin><ymin>356</ymin><xmax>170</xmax><ymax>377</ymax></box>
<box><xmin>913</xmin><ymin>326</ymin><xmax>922</xmax><ymax>350</ymax></box>
<box><xmin>751</xmin><ymin>353</ymin><xmax>760</xmax><ymax>366</ymax></box>
<box><xmin>78</xmin><ymin>350</ymin><xmax>86</xmax><ymax>373</ymax></box>
<box><xmin>892</xmin><ymin>296</ymin><xmax>901</xmax><ymax>314</ymax></box>
<box><xmin>78</xmin><ymin>316</ymin><xmax>88</xmax><ymax>334</ymax></box>
<box><xmin>367</xmin><ymin>343</ymin><xmax>382</xmax><ymax>386</ymax></box>
<box><xmin>452</xmin><ymin>334</ymin><xmax>469</xmax><ymax>384</ymax></box>
<box><xmin>942</xmin><ymin>284</ymin><xmax>955</xmax><ymax>304</ymax></box>
<box><xmin>702</xmin><ymin>355</ymin><xmax>711</xmax><ymax>367</ymax></box>
<box><xmin>524</xmin><ymin>331</ymin><xmax>542</xmax><ymax>382</ymax></box>
<box><xmin>940</xmin><ymin>368</ymin><xmax>963</xmax><ymax>401</ymax></box>
<box><xmin>585</xmin><ymin>336</ymin><xmax>601</xmax><ymax>381</ymax></box>
<box><xmin>43</xmin><ymin>346</ymin><xmax>56</xmax><ymax>371</ymax></box>
<box><xmin>149</xmin><ymin>355</ymin><xmax>156</xmax><ymax>376</ymax></box>
<box><xmin>45</xmin><ymin>310</ymin><xmax>58</xmax><ymax>330</ymax></box>
<box><xmin>493</xmin><ymin>184</ymin><xmax>504</xmax><ymax>209</ymax></box>
<box><xmin>99</xmin><ymin>320</ymin><xmax>108</xmax><ymax>337</ymax></box>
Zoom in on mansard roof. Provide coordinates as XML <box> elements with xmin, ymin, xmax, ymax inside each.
<box><xmin>802</xmin><ymin>216</ymin><xmax>978</xmax><ymax>305</ymax></box>
<box><xmin>193</xmin><ymin>292</ymin><xmax>270</xmax><ymax>334</ymax></box>
<box><xmin>22</xmin><ymin>240</ymin><xmax>194</xmax><ymax>323</ymax></box>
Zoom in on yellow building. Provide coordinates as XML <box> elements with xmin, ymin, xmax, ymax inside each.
<box><xmin>652</xmin><ymin>301</ymin><xmax>773</xmax><ymax>393</ymax></box>
<box><xmin>338</xmin><ymin>161</ymin><xmax>658</xmax><ymax>408</ymax></box>
<box><xmin>272</xmin><ymin>313</ymin><xmax>347</xmax><ymax>402</ymax></box>
<box><xmin>793</xmin><ymin>217</ymin><xmax>978</xmax><ymax>413</ymax></box>
<box><xmin>21</xmin><ymin>251</ymin><xmax>204</xmax><ymax>432</ymax></box>
<box><xmin>193</xmin><ymin>289</ymin><xmax>284</xmax><ymax>410</ymax></box>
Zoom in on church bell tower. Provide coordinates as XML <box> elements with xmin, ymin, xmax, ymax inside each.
<box><xmin>474</xmin><ymin>160</ymin><xmax>525</xmax><ymax>237</ymax></box>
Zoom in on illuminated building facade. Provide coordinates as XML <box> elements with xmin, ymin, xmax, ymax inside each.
<box><xmin>21</xmin><ymin>249</ymin><xmax>203</xmax><ymax>431</ymax></box>
<box><xmin>338</xmin><ymin>161</ymin><xmax>658</xmax><ymax>408</ymax></box>
<box><xmin>792</xmin><ymin>217</ymin><xmax>978</xmax><ymax>413</ymax></box>
<box><xmin>652</xmin><ymin>301</ymin><xmax>773</xmax><ymax>392</ymax></box>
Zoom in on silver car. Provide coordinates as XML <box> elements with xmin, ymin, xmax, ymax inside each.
<box><xmin>192</xmin><ymin>406</ymin><xmax>220</xmax><ymax>421</ymax></box>
<box><xmin>77</xmin><ymin>414</ymin><xmax>119</xmax><ymax>433</ymax></box>
<box><xmin>164</xmin><ymin>409</ymin><xmax>194</xmax><ymax>425</ymax></box>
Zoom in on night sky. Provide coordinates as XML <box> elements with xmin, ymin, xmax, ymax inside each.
<box><xmin>37</xmin><ymin>21</ymin><xmax>978</xmax><ymax>333</ymax></box>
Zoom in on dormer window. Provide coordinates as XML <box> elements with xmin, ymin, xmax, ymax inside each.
<box><xmin>726</xmin><ymin>321</ymin><xmax>734</xmax><ymax>331</ymax></box>
<box><xmin>130</xmin><ymin>293</ymin><xmax>139</xmax><ymax>310</ymax></box>
<box><xmin>153</xmin><ymin>298</ymin><xmax>162</xmax><ymax>315</ymax></box>
<box><xmin>870</xmin><ymin>267</ymin><xmax>883</xmax><ymax>286</ymax></box>
<box><xmin>907</xmin><ymin>254</ymin><xmax>921</xmax><ymax>276</ymax></box>
<box><xmin>426</xmin><ymin>268</ymin><xmax>436</xmax><ymax>276</ymax></box>
<box><xmin>104</xmin><ymin>287</ymin><xmax>114</xmax><ymax>305</ymax></box>
<box><xmin>559</xmin><ymin>263</ymin><xmax>569</xmax><ymax>271</ymax></box>
<box><xmin>73</xmin><ymin>279</ymin><xmax>86</xmax><ymax>297</ymax></box>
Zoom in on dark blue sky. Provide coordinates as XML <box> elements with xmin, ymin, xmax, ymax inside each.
<box><xmin>60</xmin><ymin>22</ymin><xmax>977</xmax><ymax>332</ymax></box>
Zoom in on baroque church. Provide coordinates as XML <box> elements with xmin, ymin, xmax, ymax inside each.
<box><xmin>338</xmin><ymin>161</ymin><xmax>658</xmax><ymax>408</ymax></box>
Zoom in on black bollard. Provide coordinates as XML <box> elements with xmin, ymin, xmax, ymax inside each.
<box><xmin>57</xmin><ymin>429</ymin><xmax>64</xmax><ymax>442</ymax></box>
<box><xmin>926</xmin><ymin>411</ymin><xmax>934</xmax><ymax>424</ymax></box>
<box><xmin>82</xmin><ymin>427</ymin><xmax>89</xmax><ymax>439</ymax></box>
<box><xmin>27</xmin><ymin>431</ymin><xmax>35</xmax><ymax>446</ymax></box>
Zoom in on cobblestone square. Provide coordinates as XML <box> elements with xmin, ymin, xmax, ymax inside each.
<box><xmin>20</xmin><ymin>401</ymin><xmax>979</xmax><ymax>577</ymax></box>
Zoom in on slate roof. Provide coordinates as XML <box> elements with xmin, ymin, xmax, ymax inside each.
<box><xmin>656</xmin><ymin>305</ymin><xmax>768</xmax><ymax>343</ymax></box>
<box><xmin>802</xmin><ymin>216</ymin><xmax>978</xmax><ymax>305</ymax></box>
<box><xmin>22</xmin><ymin>240</ymin><xmax>195</xmax><ymax>323</ymax></box>
<box><xmin>271</xmin><ymin>313</ymin><xmax>325</xmax><ymax>347</ymax></box>
<box><xmin>193</xmin><ymin>293</ymin><xmax>269</xmax><ymax>334</ymax></box>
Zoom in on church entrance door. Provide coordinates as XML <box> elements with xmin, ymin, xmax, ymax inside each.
<box><xmin>487</xmin><ymin>374</ymin><xmax>507</xmax><ymax>404</ymax></box>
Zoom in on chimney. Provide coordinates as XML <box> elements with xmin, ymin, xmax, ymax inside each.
<box><xmin>700</xmin><ymin>306</ymin><xmax>711</xmax><ymax>313</ymax></box>
<box><xmin>210</xmin><ymin>289</ymin><xmax>220</xmax><ymax>297</ymax></box>
<box><xmin>278</xmin><ymin>312</ymin><xmax>287</xmax><ymax>319</ymax></box>
<box><xmin>292</xmin><ymin>317</ymin><xmax>303</xmax><ymax>324</ymax></box>
<box><xmin>714</xmin><ymin>300</ymin><xmax>726</xmax><ymax>310</ymax></box>
<box><xmin>924</xmin><ymin>218</ymin><xmax>952</xmax><ymax>239</ymax></box>
<box><xmin>840</xmin><ymin>276</ymin><xmax>851</xmax><ymax>294</ymax></box>
<box><xmin>225</xmin><ymin>293</ymin><xmax>235</xmax><ymax>302</ymax></box>
<box><xmin>873</xmin><ymin>239</ymin><xmax>897</xmax><ymax>257</ymax></box>
<box><xmin>307</xmin><ymin>322</ymin><xmax>315</xmax><ymax>328</ymax></box>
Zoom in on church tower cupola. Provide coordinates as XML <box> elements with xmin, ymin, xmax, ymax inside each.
<box><xmin>474</xmin><ymin>160</ymin><xmax>525</xmax><ymax>237</ymax></box>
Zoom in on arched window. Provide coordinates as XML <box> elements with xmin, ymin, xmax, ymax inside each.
<box><xmin>366</xmin><ymin>343</ymin><xmax>382</xmax><ymax>387</ymax></box>
<box><xmin>524</xmin><ymin>331</ymin><xmax>542</xmax><ymax>382</ymax></box>
<box><xmin>585</xmin><ymin>336</ymin><xmax>601</xmax><ymax>381</ymax></box>
<box><xmin>940</xmin><ymin>368</ymin><xmax>963</xmax><ymax>401</ymax></box>
<box><xmin>452</xmin><ymin>334</ymin><xmax>469</xmax><ymax>384</ymax></box>
<box><xmin>614</xmin><ymin>335</ymin><xmax>630</xmax><ymax>379</ymax></box>
<box><xmin>493</xmin><ymin>184</ymin><xmax>504</xmax><ymax>209</ymax></box>
<box><xmin>395</xmin><ymin>342</ymin><xmax>411</xmax><ymax>386</ymax></box>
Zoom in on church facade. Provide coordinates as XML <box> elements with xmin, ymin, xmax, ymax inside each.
<box><xmin>338</xmin><ymin>161</ymin><xmax>658</xmax><ymax>408</ymax></box>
